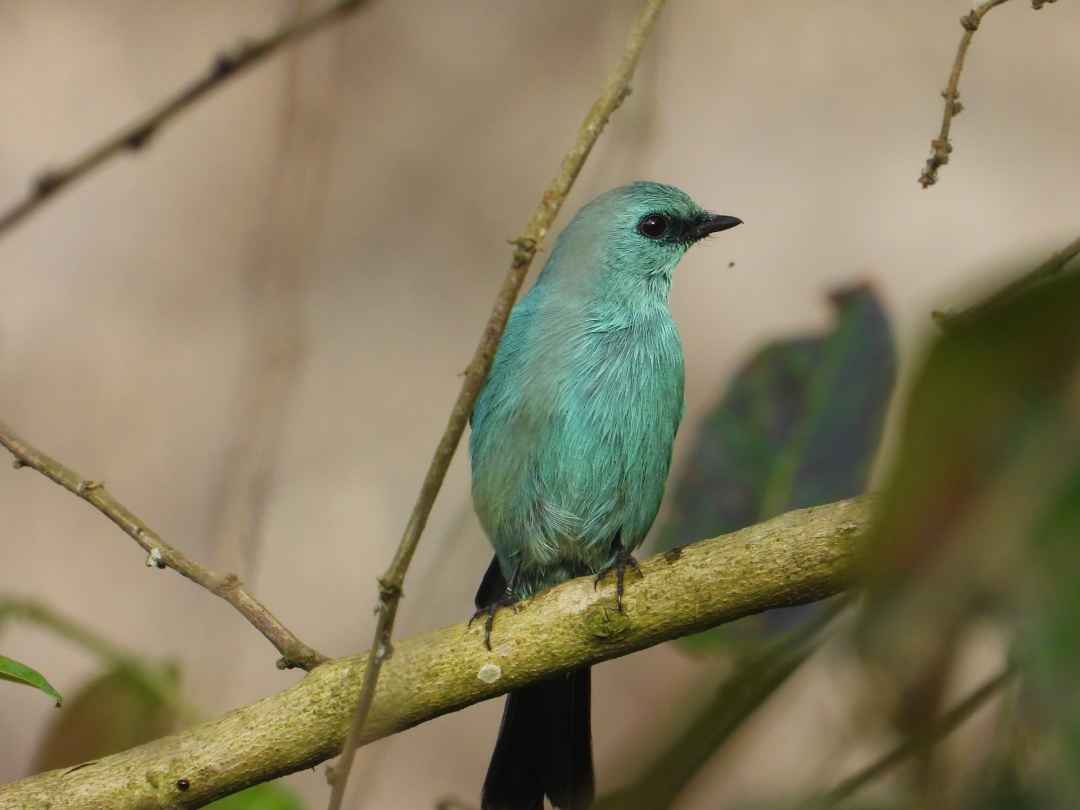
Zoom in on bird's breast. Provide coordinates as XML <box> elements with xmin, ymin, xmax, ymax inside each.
<box><xmin>470</xmin><ymin>297</ymin><xmax>685</xmax><ymax>590</ymax></box>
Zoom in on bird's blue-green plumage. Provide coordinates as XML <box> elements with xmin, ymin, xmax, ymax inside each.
<box><xmin>470</xmin><ymin>181</ymin><xmax>739</xmax><ymax>810</ymax></box>
<box><xmin>471</xmin><ymin>181</ymin><xmax>719</xmax><ymax>597</ymax></box>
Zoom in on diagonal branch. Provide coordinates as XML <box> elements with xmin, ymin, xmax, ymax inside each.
<box><xmin>0</xmin><ymin>497</ymin><xmax>870</xmax><ymax>810</ymax></box>
<box><xmin>819</xmin><ymin>664</ymin><xmax>1015</xmax><ymax>805</ymax></box>
<box><xmin>327</xmin><ymin>0</ymin><xmax>671</xmax><ymax>806</ymax></box>
<box><xmin>0</xmin><ymin>420</ymin><xmax>327</xmax><ymax>671</ymax></box>
<box><xmin>0</xmin><ymin>0</ymin><xmax>369</xmax><ymax>241</ymax></box>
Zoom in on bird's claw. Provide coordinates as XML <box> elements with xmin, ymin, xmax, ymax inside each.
<box><xmin>469</xmin><ymin>591</ymin><xmax>518</xmax><ymax>651</ymax></box>
<box><xmin>593</xmin><ymin>551</ymin><xmax>642</xmax><ymax>613</ymax></box>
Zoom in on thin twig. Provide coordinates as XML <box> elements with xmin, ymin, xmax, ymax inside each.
<box><xmin>819</xmin><ymin>666</ymin><xmax>1015</xmax><ymax>806</ymax></box>
<box><xmin>0</xmin><ymin>497</ymin><xmax>870</xmax><ymax>810</ymax></box>
<box><xmin>0</xmin><ymin>0</ymin><xmax>368</xmax><ymax>241</ymax></box>
<box><xmin>933</xmin><ymin>231</ymin><xmax>1080</xmax><ymax>328</ymax></box>
<box><xmin>919</xmin><ymin>0</ymin><xmax>1012</xmax><ymax>188</ymax></box>
<box><xmin>0</xmin><ymin>421</ymin><xmax>327</xmax><ymax>670</ymax></box>
<box><xmin>325</xmin><ymin>1</ymin><xmax>671</xmax><ymax>805</ymax></box>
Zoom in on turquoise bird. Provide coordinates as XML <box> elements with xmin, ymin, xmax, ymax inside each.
<box><xmin>470</xmin><ymin>181</ymin><xmax>741</xmax><ymax>810</ymax></box>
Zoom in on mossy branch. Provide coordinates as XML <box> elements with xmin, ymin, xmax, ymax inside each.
<box><xmin>0</xmin><ymin>497</ymin><xmax>869</xmax><ymax>810</ymax></box>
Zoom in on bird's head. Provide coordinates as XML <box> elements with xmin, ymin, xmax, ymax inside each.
<box><xmin>547</xmin><ymin>181</ymin><xmax>741</xmax><ymax>285</ymax></box>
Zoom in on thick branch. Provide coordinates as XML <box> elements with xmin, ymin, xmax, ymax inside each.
<box><xmin>329</xmin><ymin>0</ymin><xmax>670</xmax><ymax>804</ymax></box>
<box><xmin>0</xmin><ymin>421</ymin><xmax>326</xmax><ymax>671</ymax></box>
<box><xmin>0</xmin><ymin>498</ymin><xmax>869</xmax><ymax>810</ymax></box>
<box><xmin>0</xmin><ymin>0</ymin><xmax>368</xmax><ymax>240</ymax></box>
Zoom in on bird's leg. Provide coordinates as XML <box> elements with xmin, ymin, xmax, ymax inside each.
<box><xmin>468</xmin><ymin>592</ymin><xmax>515</xmax><ymax>651</ymax></box>
<box><xmin>593</xmin><ymin>539</ymin><xmax>642</xmax><ymax>613</ymax></box>
<box><xmin>469</xmin><ymin>563</ymin><xmax>522</xmax><ymax>651</ymax></box>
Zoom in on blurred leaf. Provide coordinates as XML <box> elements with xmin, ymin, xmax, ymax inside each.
<box><xmin>855</xmin><ymin>254</ymin><xmax>1080</xmax><ymax>804</ymax></box>
<box><xmin>859</xmin><ymin>264</ymin><xmax>1080</xmax><ymax>658</ymax></box>
<box><xmin>967</xmin><ymin>761</ymin><xmax>1062</xmax><ymax>810</ymax></box>
<box><xmin>1013</xmin><ymin>463</ymin><xmax>1080</xmax><ymax>806</ymax></box>
<box><xmin>593</xmin><ymin>597</ymin><xmax>848</xmax><ymax>810</ymax></box>
<box><xmin>820</xmin><ymin>666</ymin><xmax>1014</xmax><ymax>807</ymax></box>
<box><xmin>206</xmin><ymin>782</ymin><xmax>304</xmax><ymax>810</ymax></box>
<box><xmin>661</xmin><ymin>283</ymin><xmax>895</xmax><ymax>648</ymax></box>
<box><xmin>31</xmin><ymin>664</ymin><xmax>180</xmax><ymax>772</ymax></box>
<box><xmin>663</xmin><ymin>283</ymin><xmax>895</xmax><ymax>541</ymax></box>
<box><xmin>0</xmin><ymin>653</ymin><xmax>62</xmax><ymax>706</ymax></box>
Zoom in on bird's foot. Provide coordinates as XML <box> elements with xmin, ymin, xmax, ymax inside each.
<box><xmin>468</xmin><ymin>592</ymin><xmax>519</xmax><ymax>651</ymax></box>
<box><xmin>593</xmin><ymin>550</ymin><xmax>642</xmax><ymax>613</ymax></box>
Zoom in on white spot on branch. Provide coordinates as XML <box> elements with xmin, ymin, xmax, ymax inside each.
<box><xmin>477</xmin><ymin>663</ymin><xmax>502</xmax><ymax>684</ymax></box>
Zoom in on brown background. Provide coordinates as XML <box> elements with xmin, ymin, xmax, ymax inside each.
<box><xmin>2</xmin><ymin>1</ymin><xmax>1078</xmax><ymax>807</ymax></box>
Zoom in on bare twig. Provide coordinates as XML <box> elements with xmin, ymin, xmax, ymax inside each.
<box><xmin>0</xmin><ymin>421</ymin><xmax>327</xmax><ymax>671</ymax></box>
<box><xmin>325</xmin><ymin>1</ymin><xmax>671</xmax><ymax>806</ymax></box>
<box><xmin>0</xmin><ymin>498</ymin><xmax>869</xmax><ymax>810</ymax></box>
<box><xmin>819</xmin><ymin>665</ymin><xmax>1015</xmax><ymax>806</ymax></box>
<box><xmin>919</xmin><ymin>0</ymin><xmax>1012</xmax><ymax>188</ymax></box>
<box><xmin>933</xmin><ymin>231</ymin><xmax>1080</xmax><ymax>328</ymax></box>
<box><xmin>0</xmin><ymin>0</ymin><xmax>368</xmax><ymax>241</ymax></box>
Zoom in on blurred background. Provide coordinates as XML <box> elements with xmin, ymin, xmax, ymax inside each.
<box><xmin>2</xmin><ymin>1</ymin><xmax>1079</xmax><ymax>808</ymax></box>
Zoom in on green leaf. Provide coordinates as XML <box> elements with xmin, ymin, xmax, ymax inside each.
<box><xmin>859</xmin><ymin>264</ymin><xmax>1080</xmax><ymax>660</ymax></box>
<box><xmin>854</xmin><ymin>257</ymin><xmax>1080</xmax><ymax>805</ymax></box>
<box><xmin>660</xmin><ymin>283</ymin><xmax>895</xmax><ymax>647</ymax></box>
<box><xmin>31</xmin><ymin>664</ymin><xmax>180</xmax><ymax>772</ymax></box>
<box><xmin>205</xmin><ymin>782</ymin><xmax>304</xmax><ymax>810</ymax></box>
<box><xmin>0</xmin><ymin>653</ymin><xmax>62</xmax><ymax>706</ymax></box>
<box><xmin>1016</xmin><ymin>463</ymin><xmax>1080</xmax><ymax>806</ymax></box>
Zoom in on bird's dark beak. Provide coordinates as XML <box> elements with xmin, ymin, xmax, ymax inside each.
<box><xmin>694</xmin><ymin>214</ymin><xmax>743</xmax><ymax>240</ymax></box>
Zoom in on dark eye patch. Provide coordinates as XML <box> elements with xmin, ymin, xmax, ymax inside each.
<box><xmin>637</xmin><ymin>211</ymin><xmax>703</xmax><ymax>244</ymax></box>
<box><xmin>637</xmin><ymin>213</ymin><xmax>670</xmax><ymax>239</ymax></box>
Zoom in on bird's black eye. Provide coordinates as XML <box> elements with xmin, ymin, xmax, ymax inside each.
<box><xmin>637</xmin><ymin>213</ymin><xmax>670</xmax><ymax>240</ymax></box>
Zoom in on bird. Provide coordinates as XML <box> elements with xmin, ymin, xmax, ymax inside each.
<box><xmin>469</xmin><ymin>181</ymin><xmax>741</xmax><ymax>810</ymax></box>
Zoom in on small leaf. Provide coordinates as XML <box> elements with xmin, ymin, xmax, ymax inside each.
<box><xmin>205</xmin><ymin>782</ymin><xmax>304</xmax><ymax>810</ymax></box>
<box><xmin>0</xmin><ymin>653</ymin><xmax>62</xmax><ymax>706</ymax></box>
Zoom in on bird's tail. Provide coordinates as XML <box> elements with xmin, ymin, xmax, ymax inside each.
<box><xmin>481</xmin><ymin>667</ymin><xmax>594</xmax><ymax>810</ymax></box>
